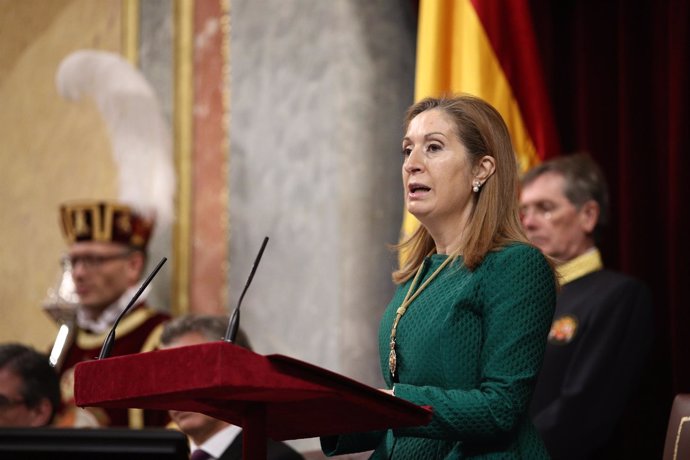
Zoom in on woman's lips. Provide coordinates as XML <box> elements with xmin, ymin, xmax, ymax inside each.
<box><xmin>408</xmin><ymin>182</ymin><xmax>430</xmax><ymax>199</ymax></box>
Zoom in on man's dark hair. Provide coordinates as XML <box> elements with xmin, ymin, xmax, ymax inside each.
<box><xmin>522</xmin><ymin>152</ymin><xmax>610</xmax><ymax>244</ymax></box>
<box><xmin>160</xmin><ymin>314</ymin><xmax>252</xmax><ymax>350</ymax></box>
<box><xmin>0</xmin><ymin>343</ymin><xmax>61</xmax><ymax>424</ymax></box>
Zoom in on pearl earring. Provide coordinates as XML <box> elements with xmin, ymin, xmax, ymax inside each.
<box><xmin>472</xmin><ymin>180</ymin><xmax>481</xmax><ymax>193</ymax></box>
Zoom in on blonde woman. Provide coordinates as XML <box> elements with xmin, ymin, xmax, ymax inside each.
<box><xmin>322</xmin><ymin>95</ymin><xmax>556</xmax><ymax>459</ymax></box>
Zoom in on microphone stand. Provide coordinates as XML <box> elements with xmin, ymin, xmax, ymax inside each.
<box><xmin>224</xmin><ymin>237</ymin><xmax>269</xmax><ymax>343</ymax></box>
<box><xmin>98</xmin><ymin>257</ymin><xmax>167</xmax><ymax>359</ymax></box>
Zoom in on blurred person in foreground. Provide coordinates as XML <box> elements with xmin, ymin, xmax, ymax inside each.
<box><xmin>0</xmin><ymin>343</ymin><xmax>60</xmax><ymax>427</ymax></box>
<box><xmin>321</xmin><ymin>95</ymin><xmax>557</xmax><ymax>458</ymax></box>
<box><xmin>160</xmin><ymin>314</ymin><xmax>303</xmax><ymax>460</ymax></box>
<box><xmin>520</xmin><ymin>153</ymin><xmax>654</xmax><ymax>459</ymax></box>
<box><xmin>52</xmin><ymin>200</ymin><xmax>171</xmax><ymax>428</ymax></box>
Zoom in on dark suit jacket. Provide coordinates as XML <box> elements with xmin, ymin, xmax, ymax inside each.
<box><xmin>529</xmin><ymin>269</ymin><xmax>654</xmax><ymax>459</ymax></box>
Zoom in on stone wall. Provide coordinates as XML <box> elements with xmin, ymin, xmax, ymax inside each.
<box><xmin>230</xmin><ymin>0</ymin><xmax>416</xmax><ymax>387</ymax></box>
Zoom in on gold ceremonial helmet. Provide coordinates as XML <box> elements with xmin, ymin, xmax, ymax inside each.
<box><xmin>59</xmin><ymin>200</ymin><xmax>154</xmax><ymax>250</ymax></box>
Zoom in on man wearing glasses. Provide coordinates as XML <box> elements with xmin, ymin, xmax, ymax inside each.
<box><xmin>519</xmin><ymin>154</ymin><xmax>654</xmax><ymax>459</ymax></box>
<box><xmin>53</xmin><ymin>200</ymin><xmax>170</xmax><ymax>428</ymax></box>
<box><xmin>0</xmin><ymin>343</ymin><xmax>60</xmax><ymax>427</ymax></box>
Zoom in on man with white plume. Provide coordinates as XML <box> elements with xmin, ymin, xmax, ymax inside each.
<box><xmin>47</xmin><ymin>50</ymin><xmax>175</xmax><ymax>428</ymax></box>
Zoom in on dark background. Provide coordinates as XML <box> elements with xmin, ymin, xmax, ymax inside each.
<box><xmin>529</xmin><ymin>2</ymin><xmax>689</xmax><ymax>454</ymax></box>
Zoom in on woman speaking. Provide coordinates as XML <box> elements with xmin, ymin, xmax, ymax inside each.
<box><xmin>322</xmin><ymin>95</ymin><xmax>556</xmax><ymax>459</ymax></box>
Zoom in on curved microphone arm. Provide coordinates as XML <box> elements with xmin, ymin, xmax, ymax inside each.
<box><xmin>224</xmin><ymin>237</ymin><xmax>269</xmax><ymax>343</ymax></box>
<box><xmin>98</xmin><ymin>257</ymin><xmax>167</xmax><ymax>359</ymax></box>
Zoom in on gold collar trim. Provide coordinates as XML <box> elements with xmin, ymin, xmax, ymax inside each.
<box><xmin>557</xmin><ymin>248</ymin><xmax>603</xmax><ymax>285</ymax></box>
<box><xmin>76</xmin><ymin>308</ymin><xmax>157</xmax><ymax>349</ymax></box>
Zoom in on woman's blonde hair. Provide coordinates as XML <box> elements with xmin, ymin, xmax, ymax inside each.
<box><xmin>393</xmin><ymin>95</ymin><xmax>530</xmax><ymax>284</ymax></box>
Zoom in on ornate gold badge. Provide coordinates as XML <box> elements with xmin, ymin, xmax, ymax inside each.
<box><xmin>548</xmin><ymin>315</ymin><xmax>578</xmax><ymax>344</ymax></box>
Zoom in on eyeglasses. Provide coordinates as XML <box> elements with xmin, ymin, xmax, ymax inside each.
<box><xmin>61</xmin><ymin>252</ymin><xmax>132</xmax><ymax>270</ymax></box>
<box><xmin>0</xmin><ymin>394</ymin><xmax>25</xmax><ymax>411</ymax></box>
<box><xmin>519</xmin><ymin>203</ymin><xmax>555</xmax><ymax>221</ymax></box>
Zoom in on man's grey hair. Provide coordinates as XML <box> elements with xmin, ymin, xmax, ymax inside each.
<box><xmin>160</xmin><ymin>314</ymin><xmax>252</xmax><ymax>350</ymax></box>
<box><xmin>522</xmin><ymin>152</ymin><xmax>610</xmax><ymax>244</ymax></box>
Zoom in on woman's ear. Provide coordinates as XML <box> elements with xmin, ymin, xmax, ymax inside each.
<box><xmin>474</xmin><ymin>155</ymin><xmax>496</xmax><ymax>182</ymax></box>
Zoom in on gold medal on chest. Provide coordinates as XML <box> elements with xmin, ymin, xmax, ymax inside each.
<box><xmin>389</xmin><ymin>255</ymin><xmax>452</xmax><ymax>378</ymax></box>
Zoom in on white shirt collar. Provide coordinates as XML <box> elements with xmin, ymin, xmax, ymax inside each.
<box><xmin>190</xmin><ymin>424</ymin><xmax>242</xmax><ymax>459</ymax></box>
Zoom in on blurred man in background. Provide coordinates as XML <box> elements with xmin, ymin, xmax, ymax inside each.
<box><xmin>160</xmin><ymin>314</ymin><xmax>303</xmax><ymax>460</ymax></box>
<box><xmin>52</xmin><ymin>200</ymin><xmax>170</xmax><ymax>428</ymax></box>
<box><xmin>520</xmin><ymin>153</ymin><xmax>654</xmax><ymax>459</ymax></box>
<box><xmin>0</xmin><ymin>343</ymin><xmax>60</xmax><ymax>427</ymax></box>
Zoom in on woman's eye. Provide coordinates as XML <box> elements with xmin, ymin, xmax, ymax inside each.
<box><xmin>426</xmin><ymin>143</ymin><xmax>442</xmax><ymax>152</ymax></box>
<box><xmin>401</xmin><ymin>146</ymin><xmax>412</xmax><ymax>156</ymax></box>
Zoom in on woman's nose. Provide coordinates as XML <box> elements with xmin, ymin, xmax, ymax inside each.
<box><xmin>403</xmin><ymin>148</ymin><xmax>422</xmax><ymax>174</ymax></box>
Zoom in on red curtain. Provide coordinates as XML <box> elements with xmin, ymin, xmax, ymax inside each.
<box><xmin>528</xmin><ymin>0</ymin><xmax>689</xmax><ymax>456</ymax></box>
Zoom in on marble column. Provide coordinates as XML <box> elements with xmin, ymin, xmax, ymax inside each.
<box><xmin>230</xmin><ymin>0</ymin><xmax>416</xmax><ymax>389</ymax></box>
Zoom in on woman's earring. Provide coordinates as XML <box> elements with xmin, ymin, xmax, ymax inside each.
<box><xmin>472</xmin><ymin>180</ymin><xmax>481</xmax><ymax>193</ymax></box>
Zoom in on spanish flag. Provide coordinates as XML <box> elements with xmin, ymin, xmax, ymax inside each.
<box><xmin>401</xmin><ymin>0</ymin><xmax>560</xmax><ymax>239</ymax></box>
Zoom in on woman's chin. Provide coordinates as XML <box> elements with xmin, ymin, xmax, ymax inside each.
<box><xmin>407</xmin><ymin>207</ymin><xmax>431</xmax><ymax>223</ymax></box>
<box><xmin>406</xmin><ymin>202</ymin><xmax>426</xmax><ymax>216</ymax></box>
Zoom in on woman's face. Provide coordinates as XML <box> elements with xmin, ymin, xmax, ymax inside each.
<box><xmin>402</xmin><ymin>108</ymin><xmax>476</xmax><ymax>233</ymax></box>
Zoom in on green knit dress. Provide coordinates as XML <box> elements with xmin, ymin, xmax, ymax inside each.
<box><xmin>322</xmin><ymin>243</ymin><xmax>556</xmax><ymax>459</ymax></box>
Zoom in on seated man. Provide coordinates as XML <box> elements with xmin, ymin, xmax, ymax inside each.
<box><xmin>520</xmin><ymin>153</ymin><xmax>654</xmax><ymax>459</ymax></box>
<box><xmin>160</xmin><ymin>314</ymin><xmax>303</xmax><ymax>460</ymax></box>
<box><xmin>0</xmin><ymin>343</ymin><xmax>61</xmax><ymax>427</ymax></box>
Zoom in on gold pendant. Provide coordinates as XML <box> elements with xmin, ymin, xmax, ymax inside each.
<box><xmin>388</xmin><ymin>341</ymin><xmax>397</xmax><ymax>376</ymax></box>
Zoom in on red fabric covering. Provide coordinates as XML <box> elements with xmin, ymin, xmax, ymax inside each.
<box><xmin>74</xmin><ymin>342</ymin><xmax>432</xmax><ymax>441</ymax></box>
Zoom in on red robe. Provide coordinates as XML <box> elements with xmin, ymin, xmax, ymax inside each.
<box><xmin>58</xmin><ymin>303</ymin><xmax>170</xmax><ymax>427</ymax></box>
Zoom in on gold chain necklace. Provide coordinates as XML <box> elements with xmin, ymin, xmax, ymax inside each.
<box><xmin>388</xmin><ymin>255</ymin><xmax>453</xmax><ymax>378</ymax></box>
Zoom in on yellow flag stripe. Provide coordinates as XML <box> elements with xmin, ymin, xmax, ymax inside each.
<box><xmin>403</xmin><ymin>0</ymin><xmax>540</xmax><ymax>241</ymax></box>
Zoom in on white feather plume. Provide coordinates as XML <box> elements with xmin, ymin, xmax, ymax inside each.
<box><xmin>55</xmin><ymin>50</ymin><xmax>175</xmax><ymax>309</ymax></box>
<box><xmin>55</xmin><ymin>49</ymin><xmax>175</xmax><ymax>229</ymax></box>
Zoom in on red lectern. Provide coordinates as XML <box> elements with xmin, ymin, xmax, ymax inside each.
<box><xmin>74</xmin><ymin>342</ymin><xmax>432</xmax><ymax>459</ymax></box>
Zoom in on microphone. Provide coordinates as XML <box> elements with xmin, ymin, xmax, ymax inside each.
<box><xmin>97</xmin><ymin>257</ymin><xmax>168</xmax><ymax>359</ymax></box>
<box><xmin>224</xmin><ymin>236</ymin><xmax>269</xmax><ymax>343</ymax></box>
